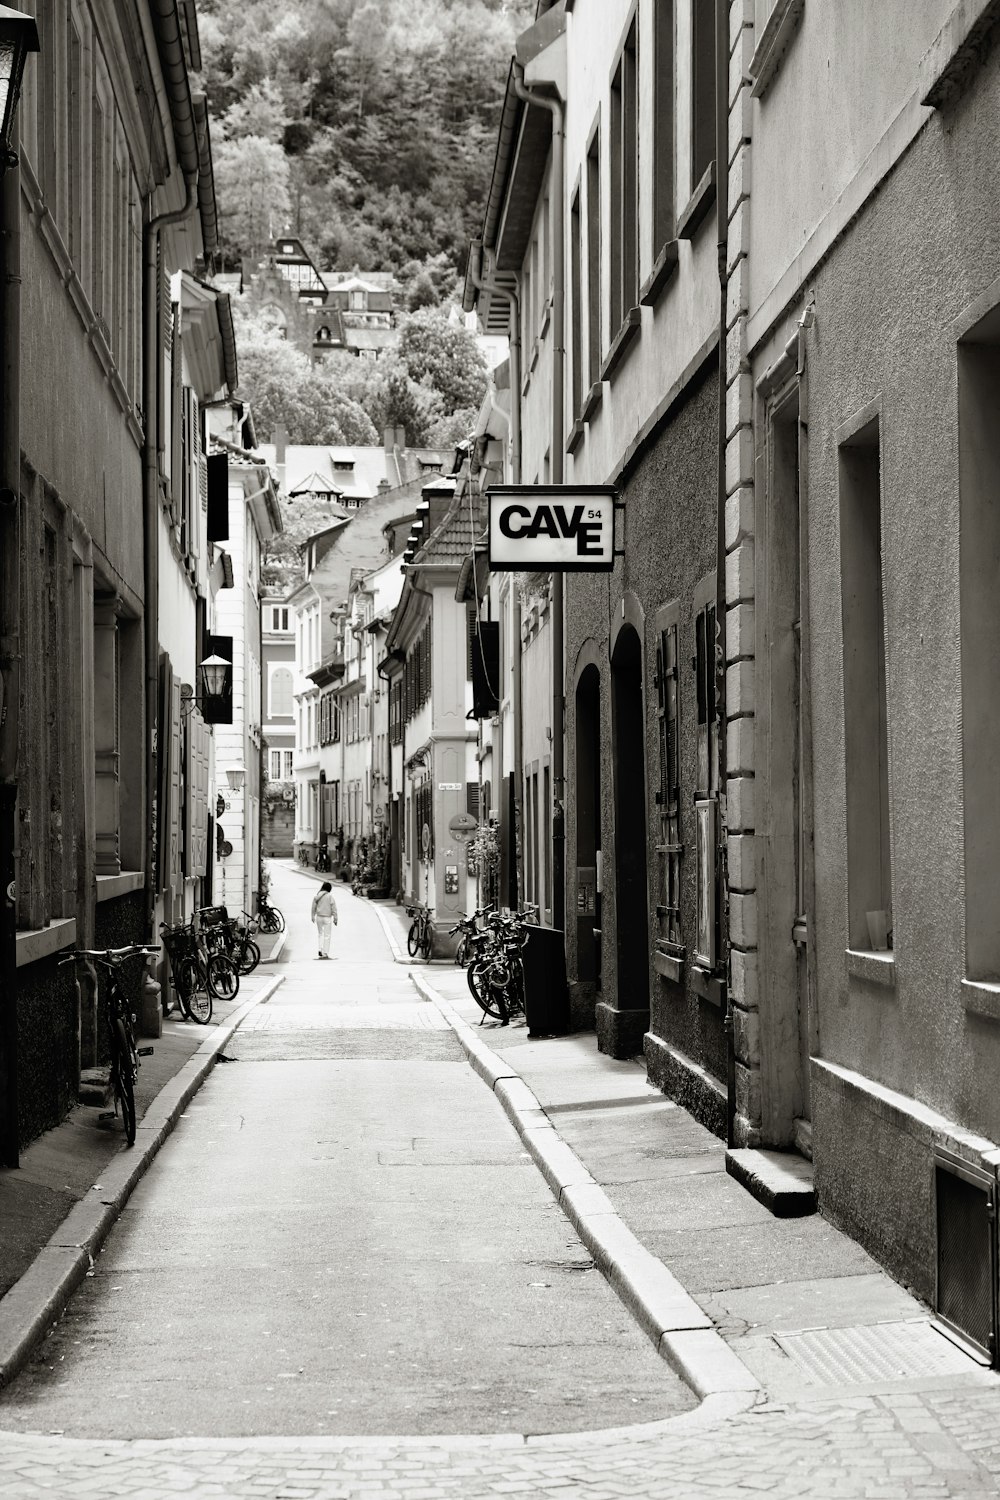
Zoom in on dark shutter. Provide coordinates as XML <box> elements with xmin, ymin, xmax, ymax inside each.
<box><xmin>471</xmin><ymin>622</ymin><xmax>500</xmax><ymax>719</ymax></box>
<box><xmin>207</xmin><ymin>453</ymin><xmax>229</xmax><ymax>541</ymax></box>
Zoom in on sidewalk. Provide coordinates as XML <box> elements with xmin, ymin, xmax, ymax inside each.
<box><xmin>383</xmin><ymin>907</ymin><xmax>999</xmax><ymax>1409</ymax></box>
<box><xmin>0</xmin><ymin>962</ymin><xmax>284</xmax><ymax>1387</ymax></box>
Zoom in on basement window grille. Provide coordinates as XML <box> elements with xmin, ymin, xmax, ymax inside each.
<box><xmin>933</xmin><ymin>1147</ymin><xmax>997</xmax><ymax>1365</ymax></box>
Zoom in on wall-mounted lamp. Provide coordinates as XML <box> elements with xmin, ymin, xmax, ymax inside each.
<box><xmin>0</xmin><ymin>6</ymin><xmax>40</xmax><ymax>172</ymax></box>
<box><xmin>181</xmin><ymin>654</ymin><xmax>231</xmax><ymax>717</ymax></box>
<box><xmin>226</xmin><ymin>765</ymin><xmax>246</xmax><ymax>792</ymax></box>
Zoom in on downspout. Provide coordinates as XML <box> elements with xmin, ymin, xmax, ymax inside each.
<box><xmin>143</xmin><ymin>172</ymin><xmax>197</xmax><ymax>938</ymax></box>
<box><xmin>466</xmin><ymin>239</ymin><xmax>524</xmax><ymax>909</ymax></box>
<box><xmin>512</xmin><ymin>67</ymin><xmax>566</xmax><ymax>936</ymax></box>
<box><xmin>716</xmin><ymin>0</ymin><xmax>735</xmax><ymax>1146</ymax></box>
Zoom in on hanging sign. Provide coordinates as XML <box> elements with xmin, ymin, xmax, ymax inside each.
<box><xmin>487</xmin><ymin>486</ymin><xmax>618</xmax><ymax>571</ymax></box>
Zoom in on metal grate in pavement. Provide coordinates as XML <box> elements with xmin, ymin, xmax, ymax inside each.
<box><xmin>223</xmin><ymin>1028</ymin><xmax>465</xmax><ymax>1062</ymax></box>
<box><xmin>774</xmin><ymin>1319</ymin><xmax>976</xmax><ymax>1386</ymax></box>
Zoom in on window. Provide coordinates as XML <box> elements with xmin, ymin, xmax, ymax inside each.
<box><xmin>570</xmin><ymin>187</ymin><xmax>583</xmax><ymax>422</ymax></box>
<box><xmin>655</xmin><ymin>604</ymin><xmax>682</xmax><ymax>951</ymax></box>
<box><xmin>691</xmin><ymin>0</ymin><xmax>716</xmax><ymax>196</ymax></box>
<box><xmin>270</xmin><ymin>750</ymin><xmax>282</xmax><ymax>780</ymax></box>
<box><xmin>610</xmin><ymin>16</ymin><xmax>639</xmax><ymax>335</ymax></box>
<box><xmin>653</xmin><ymin>0</ymin><xmax>675</xmax><ymax>252</ymax></box>
<box><xmin>271</xmin><ymin>606</ymin><xmax>289</xmax><ymax>631</ymax></box>
<box><xmin>67</xmin><ymin>12</ymin><xmax>83</xmax><ymax>267</ymax></box>
<box><xmin>270</xmin><ymin>667</ymin><xmax>293</xmax><ymax>718</ymax></box>
<box><xmin>839</xmin><ymin>414</ymin><xmax>892</xmax><ymax>953</ymax></box>
<box><xmin>284</xmin><ymin>750</ymin><xmax>294</xmax><ymax>780</ymax></box>
<box><xmin>586</xmin><ymin>125</ymin><xmax>602</xmax><ymax>387</ymax></box>
<box><xmin>959</xmin><ymin>323</ymin><xmax>1000</xmax><ymax>980</ymax></box>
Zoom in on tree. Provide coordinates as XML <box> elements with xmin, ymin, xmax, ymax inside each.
<box><xmin>398</xmin><ymin>310</ymin><xmax>489</xmax><ymax>416</ymax></box>
<box><xmin>220</xmin><ymin>79</ymin><xmax>289</xmax><ymax>144</ymax></box>
<box><xmin>214</xmin><ymin>135</ymin><xmax>291</xmax><ymax>260</ymax></box>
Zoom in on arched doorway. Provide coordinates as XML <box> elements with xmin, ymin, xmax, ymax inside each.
<box><xmin>611</xmin><ymin>624</ymin><xmax>649</xmax><ymax>1015</ymax></box>
<box><xmin>574</xmin><ymin>664</ymin><xmax>602</xmax><ymax>992</ymax></box>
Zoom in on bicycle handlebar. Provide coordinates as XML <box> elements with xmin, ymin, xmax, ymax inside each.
<box><xmin>58</xmin><ymin>944</ymin><xmax>160</xmax><ymax>966</ymax></box>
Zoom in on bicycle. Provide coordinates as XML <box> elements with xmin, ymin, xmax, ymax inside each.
<box><xmin>405</xmin><ymin>903</ymin><xmax>434</xmax><ymax>960</ymax></box>
<box><xmin>449</xmin><ymin>907</ymin><xmax>493</xmax><ymax>968</ymax></box>
<box><xmin>255</xmin><ymin>892</ymin><xmax>285</xmax><ymax>934</ymax></box>
<box><xmin>161</xmin><ymin>920</ymin><xmax>239</xmax><ymax>1019</ymax></box>
<box><xmin>199</xmin><ymin>906</ymin><xmax>261</xmax><ymax>977</ymax></box>
<box><xmin>466</xmin><ymin>910</ymin><xmax>533</xmax><ymax>1026</ymax></box>
<box><xmin>58</xmin><ymin>944</ymin><xmax>158</xmax><ymax>1145</ymax></box>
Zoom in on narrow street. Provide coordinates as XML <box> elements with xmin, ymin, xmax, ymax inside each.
<box><xmin>0</xmin><ymin>864</ymin><xmax>688</xmax><ymax>1441</ymax></box>
<box><xmin>2</xmin><ymin>866</ymin><xmax>1000</xmax><ymax>1496</ymax></box>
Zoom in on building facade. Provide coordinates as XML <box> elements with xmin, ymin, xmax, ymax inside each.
<box><xmin>3</xmin><ymin>0</ymin><xmax>223</xmax><ymax>1155</ymax></box>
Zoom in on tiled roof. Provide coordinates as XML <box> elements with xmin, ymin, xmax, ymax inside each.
<box><xmin>418</xmin><ymin>484</ymin><xmax>487</xmax><ymax>567</ymax></box>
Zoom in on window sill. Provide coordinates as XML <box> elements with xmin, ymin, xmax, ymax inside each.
<box><xmin>750</xmin><ymin>0</ymin><xmax>805</xmax><ymax>100</ymax></box>
<box><xmin>654</xmin><ymin>948</ymin><xmax>684</xmax><ymax>984</ymax></box>
<box><xmin>96</xmin><ymin>870</ymin><xmax>145</xmax><ymax>902</ymax></box>
<box><xmin>16</xmin><ymin>917</ymin><xmax>77</xmax><ymax>969</ymax></box>
<box><xmin>961</xmin><ymin>979</ymin><xmax>1000</xmax><ymax>1023</ymax></box>
<box><xmin>581</xmin><ymin>380</ymin><xmax>604</xmax><ymax>422</ymax></box>
<box><xmin>845</xmin><ymin>948</ymin><xmax>896</xmax><ymax>986</ymax></box>
<box><xmin>566</xmin><ymin>418</ymin><xmax>585</xmax><ymax>455</ymax></box>
<box><xmin>691</xmin><ymin>964</ymin><xmax>725</xmax><ymax>1006</ymax></box>
<box><xmin>677</xmin><ymin>164</ymin><xmax>717</xmax><ymax>241</ymax></box>
<box><xmin>600</xmin><ymin>307</ymin><xmax>642</xmax><ymax>382</ymax></box>
<box><xmin>640</xmin><ymin>240</ymin><xmax>680</xmax><ymax>307</ymax></box>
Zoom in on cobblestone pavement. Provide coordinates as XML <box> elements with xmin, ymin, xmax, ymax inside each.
<box><xmin>2</xmin><ymin>1383</ymin><xmax>1000</xmax><ymax>1497</ymax></box>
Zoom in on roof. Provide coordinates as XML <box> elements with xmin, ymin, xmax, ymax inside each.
<box><xmin>320</xmin><ymin>271</ymin><xmax>401</xmax><ymax>292</ymax></box>
<box><xmin>289</xmin><ymin>469</ymin><xmax>344</xmax><ymax>497</ymax></box>
<box><xmin>414</xmin><ymin>483</ymin><xmax>486</xmax><ymax>569</ymax></box>
<box><xmin>259</xmin><ymin>443</ymin><xmax>447</xmax><ymax>504</ymax></box>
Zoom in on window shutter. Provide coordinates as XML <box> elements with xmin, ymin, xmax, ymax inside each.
<box><xmin>206</xmin><ymin>453</ymin><xmax>229</xmax><ymax>541</ymax></box>
<box><xmin>466</xmin><ymin>782</ymin><xmax>480</xmax><ymax>818</ymax></box>
<box><xmin>169</xmin><ymin>675</ymin><xmax>183</xmax><ymax>880</ymax></box>
<box><xmin>169</xmin><ymin>308</ymin><xmax>182</xmax><ymax>520</ymax></box>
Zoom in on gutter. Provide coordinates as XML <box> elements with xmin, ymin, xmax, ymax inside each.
<box><xmin>512</xmin><ymin>64</ymin><xmax>566</xmax><ymax>937</ymax></box>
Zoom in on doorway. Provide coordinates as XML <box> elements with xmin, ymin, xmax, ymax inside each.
<box><xmin>574</xmin><ymin>664</ymin><xmax>601</xmax><ymax>989</ymax></box>
<box><xmin>611</xmin><ymin>625</ymin><xmax>649</xmax><ymax>1011</ymax></box>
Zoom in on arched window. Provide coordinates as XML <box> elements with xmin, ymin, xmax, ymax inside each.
<box><xmin>270</xmin><ymin>667</ymin><xmax>293</xmax><ymax>718</ymax></box>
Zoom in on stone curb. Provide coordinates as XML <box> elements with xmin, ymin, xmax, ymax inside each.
<box><xmin>409</xmin><ymin>968</ymin><xmax>763</xmax><ymax>1407</ymax></box>
<box><xmin>0</xmin><ymin>973</ymin><xmax>285</xmax><ymax>1391</ymax></box>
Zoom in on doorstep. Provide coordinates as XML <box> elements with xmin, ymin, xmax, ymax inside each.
<box><xmin>725</xmin><ymin>1147</ymin><xmax>817</xmax><ymax>1217</ymax></box>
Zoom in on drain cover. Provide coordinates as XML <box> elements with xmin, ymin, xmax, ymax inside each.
<box><xmin>775</xmin><ymin>1319</ymin><xmax>975</xmax><ymax>1386</ymax></box>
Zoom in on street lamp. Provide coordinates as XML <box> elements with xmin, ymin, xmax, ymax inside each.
<box><xmin>225</xmin><ymin>765</ymin><xmax>246</xmax><ymax>792</ymax></box>
<box><xmin>0</xmin><ymin>7</ymin><xmax>39</xmax><ymax>172</ymax></box>
<box><xmin>180</xmin><ymin>653</ymin><xmax>231</xmax><ymax>716</ymax></box>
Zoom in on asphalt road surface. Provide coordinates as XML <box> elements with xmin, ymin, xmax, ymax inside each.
<box><xmin>0</xmin><ymin>863</ymin><xmax>693</xmax><ymax>1440</ymax></box>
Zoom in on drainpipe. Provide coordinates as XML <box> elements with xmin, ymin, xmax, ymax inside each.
<box><xmin>716</xmin><ymin>0</ymin><xmax>735</xmax><ymax>1146</ymax></box>
<box><xmin>143</xmin><ymin>172</ymin><xmax>198</xmax><ymax>939</ymax></box>
<box><xmin>512</xmin><ymin>67</ymin><xmax>566</xmax><ymax>936</ymax></box>
<box><xmin>0</xmin><ymin>130</ymin><xmax>22</xmax><ymax>1166</ymax></box>
<box><xmin>466</xmin><ymin>239</ymin><xmax>524</xmax><ymax>908</ymax></box>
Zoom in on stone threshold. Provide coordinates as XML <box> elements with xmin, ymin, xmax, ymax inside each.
<box><xmin>725</xmin><ymin>1146</ymin><xmax>817</xmax><ymax>1218</ymax></box>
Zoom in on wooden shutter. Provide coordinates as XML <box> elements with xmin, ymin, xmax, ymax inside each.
<box><xmin>186</xmin><ymin>716</ymin><xmax>209</xmax><ymax>878</ymax></box>
<box><xmin>169</xmin><ymin>675</ymin><xmax>183</xmax><ymax>880</ymax></box>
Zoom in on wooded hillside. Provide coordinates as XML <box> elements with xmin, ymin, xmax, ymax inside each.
<box><xmin>199</xmin><ymin>0</ymin><xmax>533</xmax><ymax>291</ymax></box>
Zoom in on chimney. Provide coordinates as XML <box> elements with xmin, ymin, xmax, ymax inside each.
<box><xmin>394</xmin><ymin>424</ymin><xmax>406</xmax><ymax>451</ymax></box>
<box><xmin>383</xmin><ymin>424</ymin><xmax>395</xmax><ymax>454</ymax></box>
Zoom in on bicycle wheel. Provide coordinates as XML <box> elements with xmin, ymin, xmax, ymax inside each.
<box><xmin>468</xmin><ymin>959</ymin><xmax>506</xmax><ymax>1020</ymax></box>
<box><xmin>187</xmin><ymin>974</ymin><xmax>213</xmax><ymax>1024</ymax></box>
<box><xmin>269</xmin><ymin>906</ymin><xmax>285</xmax><ymax>933</ymax></box>
<box><xmin>206</xmin><ymin>954</ymin><xmax>239</xmax><ymax>1001</ymax></box>
<box><xmin>236</xmin><ymin>937</ymin><xmax>260</xmax><ymax>975</ymax></box>
<box><xmin>257</xmin><ymin>907</ymin><xmax>280</xmax><ymax>935</ymax></box>
<box><xmin>407</xmin><ymin>921</ymin><xmax>421</xmax><ymax>958</ymax></box>
<box><xmin>173</xmin><ymin>957</ymin><xmax>199</xmax><ymax>1020</ymax></box>
<box><xmin>420</xmin><ymin>920</ymin><xmax>433</xmax><ymax>961</ymax></box>
<box><xmin>455</xmin><ymin>936</ymin><xmax>469</xmax><ymax>968</ymax></box>
<box><xmin>113</xmin><ymin>1019</ymin><xmax>137</xmax><ymax>1145</ymax></box>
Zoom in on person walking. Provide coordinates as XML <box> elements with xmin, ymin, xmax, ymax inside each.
<box><xmin>311</xmin><ymin>881</ymin><xmax>338</xmax><ymax>959</ymax></box>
